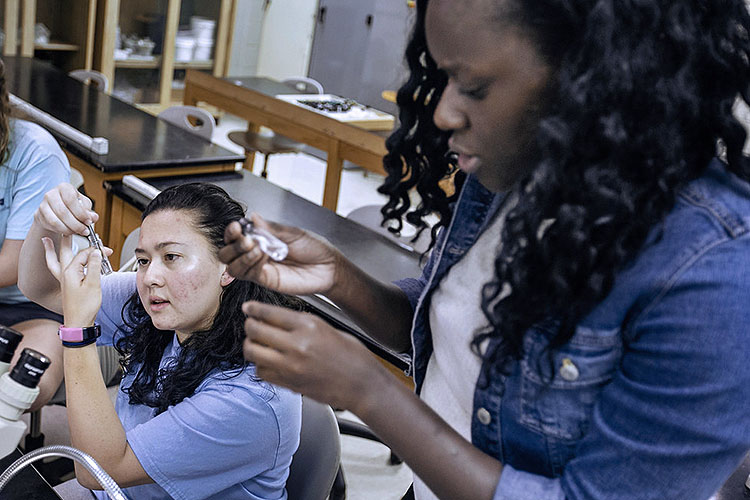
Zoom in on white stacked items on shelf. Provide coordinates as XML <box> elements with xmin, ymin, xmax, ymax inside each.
<box><xmin>174</xmin><ymin>31</ymin><xmax>196</xmax><ymax>62</ymax></box>
<box><xmin>174</xmin><ymin>16</ymin><xmax>216</xmax><ymax>63</ymax></box>
<box><xmin>191</xmin><ymin>16</ymin><xmax>215</xmax><ymax>60</ymax></box>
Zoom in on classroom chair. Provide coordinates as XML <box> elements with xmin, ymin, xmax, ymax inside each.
<box><xmin>68</xmin><ymin>69</ymin><xmax>110</xmax><ymax>93</ymax></box>
<box><xmin>118</xmin><ymin>227</ymin><xmax>141</xmax><ymax>272</ymax></box>
<box><xmin>157</xmin><ymin>105</ymin><xmax>216</xmax><ymax>142</ymax></box>
<box><xmin>282</xmin><ymin>76</ymin><xmax>324</xmax><ymax>94</ymax></box>
<box><xmin>711</xmin><ymin>451</ymin><xmax>750</xmax><ymax>499</ymax></box>
<box><xmin>69</xmin><ymin>168</ymin><xmax>84</xmax><ymax>191</ymax></box>
<box><xmin>286</xmin><ymin>397</ymin><xmax>341</xmax><ymax>500</ymax></box>
<box><xmin>227</xmin><ymin>77</ymin><xmax>324</xmax><ymax>178</ymax></box>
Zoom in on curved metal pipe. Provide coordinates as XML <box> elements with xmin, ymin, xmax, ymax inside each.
<box><xmin>0</xmin><ymin>445</ymin><xmax>126</xmax><ymax>500</ymax></box>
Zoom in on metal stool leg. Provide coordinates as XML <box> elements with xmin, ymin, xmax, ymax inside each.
<box><xmin>24</xmin><ymin>408</ymin><xmax>46</xmax><ymax>451</ymax></box>
<box><xmin>330</xmin><ymin>463</ymin><xmax>346</xmax><ymax>500</ymax></box>
<box><xmin>261</xmin><ymin>153</ymin><xmax>272</xmax><ymax>178</ymax></box>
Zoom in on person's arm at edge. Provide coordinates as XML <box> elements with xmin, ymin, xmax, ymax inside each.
<box><xmin>18</xmin><ymin>221</ymin><xmax>64</xmax><ymax>313</ymax></box>
<box><xmin>243</xmin><ymin>301</ymin><xmax>502</xmax><ymax>500</ymax></box>
<box><xmin>18</xmin><ymin>183</ymin><xmax>98</xmax><ymax>314</ymax></box>
<box><xmin>221</xmin><ymin>218</ymin><xmax>417</xmax><ymax>353</ymax></box>
<box><xmin>52</xmin><ymin>247</ymin><xmax>151</xmax><ymax>489</ymax></box>
<box><xmin>9</xmin><ymin>148</ymin><xmax>71</xmax><ymax>301</ymax></box>
<box><xmin>0</xmin><ymin>239</ymin><xmax>22</xmax><ymax>288</ymax></box>
<box><xmin>63</xmin><ymin>342</ymin><xmax>153</xmax><ymax>489</ymax></box>
<box><xmin>325</xmin><ymin>253</ymin><xmax>415</xmax><ymax>353</ymax></box>
<box><xmin>355</xmin><ymin>359</ymin><xmax>503</xmax><ymax>499</ymax></box>
<box><xmin>320</xmin><ymin>221</ymin><xmax>442</xmax><ymax>353</ymax></box>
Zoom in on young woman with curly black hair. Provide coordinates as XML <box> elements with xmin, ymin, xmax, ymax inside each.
<box><xmin>220</xmin><ymin>0</ymin><xmax>750</xmax><ymax>498</ymax></box>
<box><xmin>19</xmin><ymin>183</ymin><xmax>302</xmax><ymax>500</ymax></box>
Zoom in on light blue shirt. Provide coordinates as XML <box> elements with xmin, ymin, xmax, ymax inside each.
<box><xmin>93</xmin><ymin>272</ymin><xmax>302</xmax><ymax>500</ymax></box>
<box><xmin>0</xmin><ymin>119</ymin><xmax>70</xmax><ymax>303</ymax></box>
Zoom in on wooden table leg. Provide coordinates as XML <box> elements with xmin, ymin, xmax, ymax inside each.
<box><xmin>108</xmin><ymin>195</ymin><xmax>125</xmax><ymax>269</ymax></box>
<box><xmin>242</xmin><ymin>123</ymin><xmax>260</xmax><ymax>172</ymax></box>
<box><xmin>322</xmin><ymin>139</ymin><xmax>343</xmax><ymax>212</ymax></box>
<box><xmin>108</xmin><ymin>196</ymin><xmax>143</xmax><ymax>270</ymax></box>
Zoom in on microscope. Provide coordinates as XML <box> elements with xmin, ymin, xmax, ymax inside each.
<box><xmin>0</xmin><ymin>325</ymin><xmax>50</xmax><ymax>459</ymax></box>
<box><xmin>0</xmin><ymin>326</ymin><xmax>126</xmax><ymax>498</ymax></box>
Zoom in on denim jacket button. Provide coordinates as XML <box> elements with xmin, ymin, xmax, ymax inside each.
<box><xmin>560</xmin><ymin>358</ymin><xmax>579</xmax><ymax>381</ymax></box>
<box><xmin>477</xmin><ymin>407</ymin><xmax>491</xmax><ymax>425</ymax></box>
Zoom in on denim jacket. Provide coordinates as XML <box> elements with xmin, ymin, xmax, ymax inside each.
<box><xmin>396</xmin><ymin>158</ymin><xmax>750</xmax><ymax>500</ymax></box>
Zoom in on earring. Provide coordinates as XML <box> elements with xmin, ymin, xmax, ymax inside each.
<box><xmin>220</xmin><ymin>270</ymin><xmax>235</xmax><ymax>287</ymax></box>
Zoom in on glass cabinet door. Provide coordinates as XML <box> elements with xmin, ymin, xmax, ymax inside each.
<box><xmin>100</xmin><ymin>0</ymin><xmax>233</xmax><ymax>109</ymax></box>
<box><xmin>112</xmin><ymin>0</ymin><xmax>169</xmax><ymax>104</ymax></box>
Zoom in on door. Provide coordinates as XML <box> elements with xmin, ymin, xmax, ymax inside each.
<box><xmin>357</xmin><ymin>0</ymin><xmax>413</xmax><ymax>113</ymax></box>
<box><xmin>308</xmin><ymin>0</ymin><xmax>412</xmax><ymax>114</ymax></box>
<box><xmin>256</xmin><ymin>0</ymin><xmax>319</xmax><ymax>80</ymax></box>
<box><xmin>307</xmin><ymin>0</ymin><xmax>370</xmax><ymax>99</ymax></box>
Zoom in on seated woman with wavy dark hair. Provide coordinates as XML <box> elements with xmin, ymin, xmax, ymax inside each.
<box><xmin>218</xmin><ymin>0</ymin><xmax>750</xmax><ymax>498</ymax></box>
<box><xmin>19</xmin><ymin>182</ymin><xmax>302</xmax><ymax>500</ymax></box>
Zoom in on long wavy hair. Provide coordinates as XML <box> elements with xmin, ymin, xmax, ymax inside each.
<box><xmin>382</xmin><ymin>0</ymin><xmax>750</xmax><ymax>380</ymax></box>
<box><xmin>116</xmin><ymin>183</ymin><xmax>304</xmax><ymax>414</ymax></box>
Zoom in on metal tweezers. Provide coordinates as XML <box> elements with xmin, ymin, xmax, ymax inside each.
<box><xmin>86</xmin><ymin>223</ymin><xmax>113</xmax><ymax>275</ymax></box>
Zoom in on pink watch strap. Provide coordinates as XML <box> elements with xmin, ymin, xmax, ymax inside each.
<box><xmin>58</xmin><ymin>325</ymin><xmax>101</xmax><ymax>345</ymax></box>
<box><xmin>58</xmin><ymin>326</ymin><xmax>85</xmax><ymax>342</ymax></box>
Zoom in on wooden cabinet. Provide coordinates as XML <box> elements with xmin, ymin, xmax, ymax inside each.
<box><xmin>2</xmin><ymin>0</ymin><xmax>97</xmax><ymax>70</ymax></box>
<box><xmin>95</xmin><ymin>0</ymin><xmax>235</xmax><ymax>110</ymax></box>
<box><xmin>2</xmin><ymin>0</ymin><xmax>20</xmax><ymax>57</ymax></box>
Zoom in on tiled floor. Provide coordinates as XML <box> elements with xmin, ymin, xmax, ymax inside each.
<box><xmin>19</xmin><ymin>113</ymin><xmax>416</xmax><ymax>500</ymax></box>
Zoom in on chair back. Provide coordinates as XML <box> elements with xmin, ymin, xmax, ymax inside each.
<box><xmin>712</xmin><ymin>452</ymin><xmax>750</xmax><ymax>499</ymax></box>
<box><xmin>119</xmin><ymin>227</ymin><xmax>141</xmax><ymax>272</ymax></box>
<box><xmin>157</xmin><ymin>105</ymin><xmax>216</xmax><ymax>142</ymax></box>
<box><xmin>68</xmin><ymin>69</ymin><xmax>110</xmax><ymax>92</ymax></box>
<box><xmin>70</xmin><ymin>167</ymin><xmax>84</xmax><ymax>190</ymax></box>
<box><xmin>286</xmin><ymin>398</ymin><xmax>341</xmax><ymax>500</ymax></box>
<box><xmin>282</xmin><ymin>77</ymin><xmax>324</xmax><ymax>94</ymax></box>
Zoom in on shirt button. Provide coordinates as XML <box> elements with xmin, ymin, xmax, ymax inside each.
<box><xmin>477</xmin><ymin>407</ymin><xmax>491</xmax><ymax>425</ymax></box>
<box><xmin>560</xmin><ymin>358</ymin><xmax>579</xmax><ymax>381</ymax></box>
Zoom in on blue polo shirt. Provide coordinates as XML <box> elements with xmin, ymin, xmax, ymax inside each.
<box><xmin>93</xmin><ymin>272</ymin><xmax>302</xmax><ymax>500</ymax></box>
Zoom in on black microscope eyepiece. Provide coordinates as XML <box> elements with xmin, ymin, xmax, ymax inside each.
<box><xmin>9</xmin><ymin>348</ymin><xmax>51</xmax><ymax>389</ymax></box>
<box><xmin>0</xmin><ymin>325</ymin><xmax>23</xmax><ymax>364</ymax></box>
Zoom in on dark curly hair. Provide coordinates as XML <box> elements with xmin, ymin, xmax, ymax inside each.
<box><xmin>382</xmin><ymin>0</ymin><xmax>750</xmax><ymax>380</ymax></box>
<box><xmin>379</xmin><ymin>1</ymin><xmax>464</xmax><ymax>245</ymax></box>
<box><xmin>116</xmin><ymin>183</ymin><xmax>304</xmax><ymax>414</ymax></box>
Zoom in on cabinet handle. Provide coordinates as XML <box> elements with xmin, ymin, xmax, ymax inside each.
<box><xmin>319</xmin><ymin>6</ymin><xmax>327</xmax><ymax>24</ymax></box>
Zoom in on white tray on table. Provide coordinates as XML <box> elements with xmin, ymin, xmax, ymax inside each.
<box><xmin>275</xmin><ymin>94</ymin><xmax>395</xmax><ymax>131</ymax></box>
